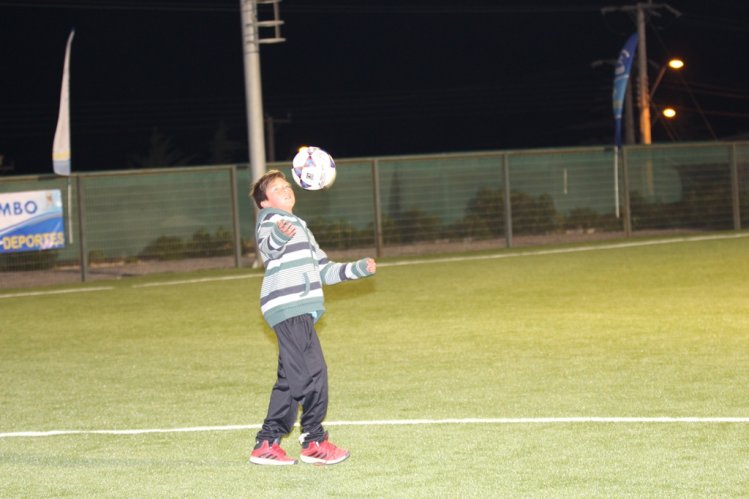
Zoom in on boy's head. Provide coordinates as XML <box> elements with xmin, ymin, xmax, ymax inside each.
<box><xmin>251</xmin><ymin>169</ymin><xmax>296</xmax><ymax>212</ymax></box>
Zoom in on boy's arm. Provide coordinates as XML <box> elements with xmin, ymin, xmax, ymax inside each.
<box><xmin>256</xmin><ymin>214</ymin><xmax>295</xmax><ymax>259</ymax></box>
<box><xmin>308</xmin><ymin>227</ymin><xmax>375</xmax><ymax>284</ymax></box>
<box><xmin>318</xmin><ymin>251</ymin><xmax>376</xmax><ymax>285</ymax></box>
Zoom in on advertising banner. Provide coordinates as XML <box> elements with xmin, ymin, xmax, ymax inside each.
<box><xmin>613</xmin><ymin>33</ymin><xmax>638</xmax><ymax>147</ymax></box>
<box><xmin>0</xmin><ymin>190</ymin><xmax>66</xmax><ymax>253</ymax></box>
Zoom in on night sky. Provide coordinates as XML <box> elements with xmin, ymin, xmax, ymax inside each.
<box><xmin>1</xmin><ymin>0</ymin><xmax>747</xmax><ymax>175</ymax></box>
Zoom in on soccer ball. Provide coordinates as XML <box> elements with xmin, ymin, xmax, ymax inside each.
<box><xmin>291</xmin><ymin>146</ymin><xmax>336</xmax><ymax>191</ymax></box>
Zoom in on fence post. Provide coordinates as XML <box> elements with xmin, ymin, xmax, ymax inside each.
<box><xmin>729</xmin><ymin>143</ymin><xmax>741</xmax><ymax>231</ymax></box>
<box><xmin>75</xmin><ymin>174</ymin><xmax>89</xmax><ymax>282</ymax></box>
<box><xmin>622</xmin><ymin>147</ymin><xmax>632</xmax><ymax>237</ymax></box>
<box><xmin>503</xmin><ymin>153</ymin><xmax>513</xmax><ymax>248</ymax></box>
<box><xmin>229</xmin><ymin>165</ymin><xmax>242</xmax><ymax>268</ymax></box>
<box><xmin>371</xmin><ymin>159</ymin><xmax>383</xmax><ymax>258</ymax></box>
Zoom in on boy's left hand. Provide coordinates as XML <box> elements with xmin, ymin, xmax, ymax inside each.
<box><xmin>366</xmin><ymin>258</ymin><xmax>376</xmax><ymax>274</ymax></box>
<box><xmin>276</xmin><ymin>219</ymin><xmax>296</xmax><ymax>237</ymax></box>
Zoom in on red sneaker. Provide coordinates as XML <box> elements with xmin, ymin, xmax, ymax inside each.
<box><xmin>299</xmin><ymin>436</ymin><xmax>350</xmax><ymax>465</ymax></box>
<box><xmin>250</xmin><ymin>439</ymin><xmax>297</xmax><ymax>466</ymax></box>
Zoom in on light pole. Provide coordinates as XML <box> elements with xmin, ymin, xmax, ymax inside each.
<box><xmin>240</xmin><ymin>0</ymin><xmax>284</xmax><ymax>186</ymax></box>
<box><xmin>240</xmin><ymin>0</ymin><xmax>284</xmax><ymax>267</ymax></box>
<box><xmin>649</xmin><ymin>58</ymin><xmax>684</xmax><ymax>100</ymax></box>
<box><xmin>642</xmin><ymin>57</ymin><xmax>683</xmax><ymax>194</ymax></box>
<box><xmin>648</xmin><ymin>58</ymin><xmax>684</xmax><ymax>137</ymax></box>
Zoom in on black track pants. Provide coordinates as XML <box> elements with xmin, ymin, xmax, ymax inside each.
<box><xmin>255</xmin><ymin>314</ymin><xmax>328</xmax><ymax>443</ymax></box>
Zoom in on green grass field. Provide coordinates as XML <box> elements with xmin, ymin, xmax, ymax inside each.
<box><xmin>2</xmin><ymin>233</ymin><xmax>748</xmax><ymax>496</ymax></box>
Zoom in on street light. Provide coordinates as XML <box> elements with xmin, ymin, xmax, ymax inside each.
<box><xmin>649</xmin><ymin>58</ymin><xmax>684</xmax><ymax>99</ymax></box>
<box><xmin>640</xmin><ymin>58</ymin><xmax>684</xmax><ymax>146</ymax></box>
<box><xmin>641</xmin><ymin>58</ymin><xmax>683</xmax><ymax>196</ymax></box>
<box><xmin>650</xmin><ymin>59</ymin><xmax>683</xmax><ymax>128</ymax></box>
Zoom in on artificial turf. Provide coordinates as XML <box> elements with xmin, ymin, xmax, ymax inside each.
<box><xmin>1</xmin><ymin>234</ymin><xmax>748</xmax><ymax>496</ymax></box>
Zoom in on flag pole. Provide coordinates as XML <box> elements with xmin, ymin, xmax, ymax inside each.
<box><xmin>612</xmin><ymin>33</ymin><xmax>638</xmax><ymax>221</ymax></box>
<box><xmin>614</xmin><ymin>146</ymin><xmax>620</xmax><ymax>219</ymax></box>
<box><xmin>67</xmin><ymin>179</ymin><xmax>73</xmax><ymax>243</ymax></box>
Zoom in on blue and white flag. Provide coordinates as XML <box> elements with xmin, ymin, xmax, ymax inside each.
<box><xmin>612</xmin><ymin>33</ymin><xmax>638</xmax><ymax>147</ymax></box>
<box><xmin>53</xmin><ymin>30</ymin><xmax>75</xmax><ymax>176</ymax></box>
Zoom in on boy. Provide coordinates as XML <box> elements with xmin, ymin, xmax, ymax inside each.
<box><xmin>249</xmin><ymin>169</ymin><xmax>376</xmax><ymax>466</ymax></box>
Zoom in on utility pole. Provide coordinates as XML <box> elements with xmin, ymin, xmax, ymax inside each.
<box><xmin>239</xmin><ymin>0</ymin><xmax>284</xmax><ymax>185</ymax></box>
<box><xmin>636</xmin><ymin>3</ymin><xmax>651</xmax><ymax>144</ymax></box>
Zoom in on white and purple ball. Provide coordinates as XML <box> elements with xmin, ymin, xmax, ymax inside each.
<box><xmin>291</xmin><ymin>146</ymin><xmax>336</xmax><ymax>191</ymax></box>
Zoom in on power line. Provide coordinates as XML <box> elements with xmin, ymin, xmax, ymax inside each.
<box><xmin>661</xmin><ymin>82</ymin><xmax>749</xmax><ymax>100</ymax></box>
<box><xmin>680</xmin><ymin>13</ymin><xmax>749</xmax><ymax>34</ymax></box>
<box><xmin>0</xmin><ymin>0</ymin><xmax>606</xmax><ymax>14</ymax></box>
<box><xmin>0</xmin><ymin>77</ymin><xmax>610</xmax><ymax>132</ymax></box>
<box><xmin>0</xmin><ymin>0</ymin><xmax>236</xmax><ymax>12</ymax></box>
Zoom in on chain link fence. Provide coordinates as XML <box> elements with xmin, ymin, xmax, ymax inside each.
<box><xmin>2</xmin><ymin>142</ymin><xmax>747</xmax><ymax>288</ymax></box>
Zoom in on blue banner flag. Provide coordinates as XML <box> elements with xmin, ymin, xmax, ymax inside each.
<box><xmin>53</xmin><ymin>30</ymin><xmax>75</xmax><ymax>176</ymax></box>
<box><xmin>612</xmin><ymin>33</ymin><xmax>638</xmax><ymax>147</ymax></box>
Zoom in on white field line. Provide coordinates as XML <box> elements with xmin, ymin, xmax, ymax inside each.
<box><xmin>2</xmin><ymin>233</ymin><xmax>746</xmax><ymax>295</ymax></box>
<box><xmin>2</xmin><ymin>417</ymin><xmax>748</xmax><ymax>439</ymax></box>
<box><xmin>0</xmin><ymin>286</ymin><xmax>114</xmax><ymax>299</ymax></box>
<box><xmin>135</xmin><ymin>233</ymin><xmax>749</xmax><ymax>287</ymax></box>
<box><xmin>377</xmin><ymin>232</ymin><xmax>749</xmax><ymax>268</ymax></box>
<box><xmin>0</xmin><ymin>274</ymin><xmax>261</xmax><ymax>298</ymax></box>
<box><xmin>131</xmin><ymin>273</ymin><xmax>262</xmax><ymax>288</ymax></box>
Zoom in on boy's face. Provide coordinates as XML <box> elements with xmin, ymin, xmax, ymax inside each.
<box><xmin>260</xmin><ymin>176</ymin><xmax>295</xmax><ymax>212</ymax></box>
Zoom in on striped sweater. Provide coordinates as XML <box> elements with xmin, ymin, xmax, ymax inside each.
<box><xmin>256</xmin><ymin>207</ymin><xmax>374</xmax><ymax>327</ymax></box>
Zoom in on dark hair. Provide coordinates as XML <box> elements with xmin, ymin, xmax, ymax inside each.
<box><xmin>250</xmin><ymin>169</ymin><xmax>286</xmax><ymax>208</ymax></box>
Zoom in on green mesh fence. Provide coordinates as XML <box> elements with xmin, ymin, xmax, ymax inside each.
<box><xmin>626</xmin><ymin>144</ymin><xmax>734</xmax><ymax>230</ymax></box>
<box><xmin>289</xmin><ymin>160</ymin><xmax>375</xmax><ymax>250</ymax></box>
<box><xmin>1</xmin><ymin>142</ymin><xmax>747</xmax><ymax>287</ymax></box>
<box><xmin>376</xmin><ymin>153</ymin><xmax>505</xmax><ymax>245</ymax></box>
<box><xmin>507</xmin><ymin>148</ymin><xmax>622</xmax><ymax>235</ymax></box>
<box><xmin>235</xmin><ymin>165</ymin><xmax>256</xmax><ymax>246</ymax></box>
<box><xmin>82</xmin><ymin>167</ymin><xmax>237</xmax><ymax>262</ymax></box>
